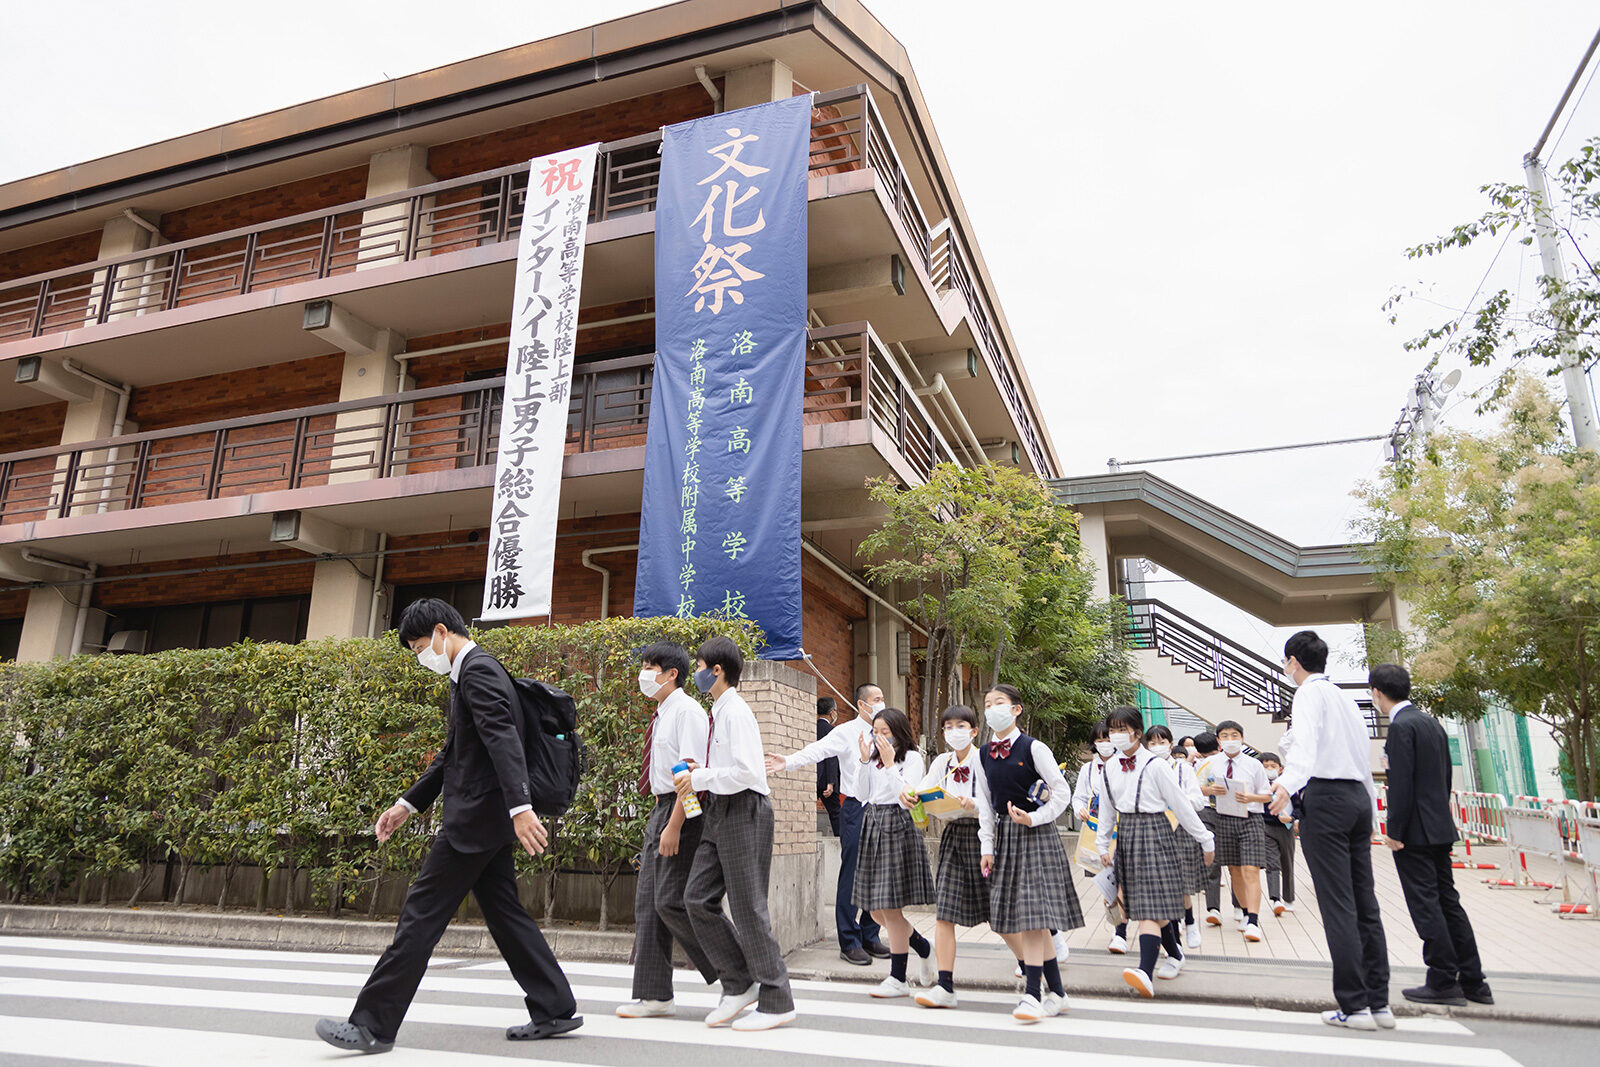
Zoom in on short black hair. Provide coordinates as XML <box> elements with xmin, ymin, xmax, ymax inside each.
<box><xmin>697</xmin><ymin>635</ymin><xmax>743</xmax><ymax>687</ymax></box>
<box><xmin>1368</xmin><ymin>663</ymin><xmax>1412</xmax><ymax>702</ymax></box>
<box><xmin>855</xmin><ymin>682</ymin><xmax>881</xmax><ymax>704</ymax></box>
<box><xmin>1087</xmin><ymin>717</ymin><xmax>1110</xmax><ymax>742</ymax></box>
<box><xmin>987</xmin><ymin>683</ymin><xmax>1023</xmax><ymax>708</ymax></box>
<box><xmin>817</xmin><ymin>697</ymin><xmax>836</xmax><ymax>717</ymax></box>
<box><xmin>1194</xmin><ymin>731</ymin><xmax>1220</xmax><ymax>755</ymax></box>
<box><xmin>1144</xmin><ymin>724</ymin><xmax>1174</xmax><ymax>744</ymax></box>
<box><xmin>874</xmin><ymin>706</ymin><xmax>916</xmax><ymax>763</ymax></box>
<box><xmin>940</xmin><ymin>704</ymin><xmax>979</xmax><ymax>728</ymax></box>
<box><xmin>641</xmin><ymin>641</ymin><xmax>691</xmax><ymax>689</ymax></box>
<box><xmin>1215</xmin><ymin>719</ymin><xmax>1245</xmax><ymax>737</ymax></box>
<box><xmin>398</xmin><ymin>597</ymin><xmax>468</xmax><ymax>648</ymax></box>
<box><xmin>1258</xmin><ymin>751</ymin><xmax>1282</xmax><ymax>768</ymax></box>
<box><xmin>1177</xmin><ymin>735</ymin><xmax>1196</xmax><ymax>749</ymax></box>
<box><xmin>1107</xmin><ymin>705</ymin><xmax>1143</xmax><ymax>735</ymax></box>
<box><xmin>1285</xmin><ymin>630</ymin><xmax>1329</xmax><ymax>673</ymax></box>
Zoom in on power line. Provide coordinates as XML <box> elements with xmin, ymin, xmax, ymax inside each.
<box><xmin>1107</xmin><ymin>434</ymin><xmax>1385</xmax><ymax>470</ymax></box>
<box><xmin>1531</xmin><ymin>21</ymin><xmax>1600</xmax><ymax>162</ymax></box>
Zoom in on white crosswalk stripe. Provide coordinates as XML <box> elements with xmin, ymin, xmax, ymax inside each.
<box><xmin>0</xmin><ymin>935</ymin><xmax>1526</xmax><ymax>1067</ymax></box>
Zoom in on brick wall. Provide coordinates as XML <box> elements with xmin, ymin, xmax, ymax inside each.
<box><xmin>405</xmin><ymin>299</ymin><xmax>655</xmax><ymax>388</ymax></box>
<box><xmin>93</xmin><ymin>549</ymin><xmax>315</xmax><ymax>612</ymax></box>
<box><xmin>0</xmin><ymin>230</ymin><xmax>104</xmax><ymax>285</ymax></box>
<box><xmin>740</xmin><ymin>659</ymin><xmax>818</xmax><ymax>858</ymax></box>
<box><xmin>156</xmin><ymin>167</ymin><xmax>371</xmax><ymax>245</ymax></box>
<box><xmin>0</xmin><ymin>402</ymin><xmax>67</xmax><ymax>454</ymax></box>
<box><xmin>127</xmin><ymin>354</ymin><xmax>344</xmax><ymax>431</ymax></box>
<box><xmin>427</xmin><ymin>83</ymin><xmax>716</xmax><ymax>180</ymax></box>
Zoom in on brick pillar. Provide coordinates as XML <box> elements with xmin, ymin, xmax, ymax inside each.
<box><xmin>741</xmin><ymin>658</ymin><xmax>821</xmax><ymax>952</ymax></box>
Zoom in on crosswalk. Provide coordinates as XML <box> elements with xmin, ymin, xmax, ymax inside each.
<box><xmin>0</xmin><ymin>934</ymin><xmax>1527</xmax><ymax>1066</ymax></box>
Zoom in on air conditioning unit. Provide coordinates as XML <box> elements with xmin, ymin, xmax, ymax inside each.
<box><xmin>104</xmin><ymin>630</ymin><xmax>149</xmax><ymax>655</ymax></box>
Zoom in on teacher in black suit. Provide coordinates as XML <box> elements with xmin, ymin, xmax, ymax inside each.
<box><xmin>316</xmin><ymin>598</ymin><xmax>581</xmax><ymax>1054</ymax></box>
<box><xmin>1371</xmin><ymin>662</ymin><xmax>1492</xmax><ymax>1007</ymax></box>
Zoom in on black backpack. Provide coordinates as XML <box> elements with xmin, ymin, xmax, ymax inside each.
<box><xmin>508</xmin><ymin>676</ymin><xmax>586</xmax><ymax>818</ymax></box>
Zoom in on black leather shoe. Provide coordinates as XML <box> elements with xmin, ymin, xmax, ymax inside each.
<box><xmin>1402</xmin><ymin>984</ymin><xmax>1469</xmax><ymax>1006</ymax></box>
<box><xmin>507</xmin><ymin>1015</ymin><xmax>584</xmax><ymax>1041</ymax></box>
<box><xmin>863</xmin><ymin>940</ymin><xmax>891</xmax><ymax>959</ymax></box>
<box><xmin>315</xmin><ymin>1019</ymin><xmax>393</xmax><ymax>1054</ymax></box>
<box><xmin>839</xmin><ymin>946</ymin><xmax>871</xmax><ymax>965</ymax></box>
<box><xmin>1462</xmin><ymin>983</ymin><xmax>1494</xmax><ymax>1005</ymax></box>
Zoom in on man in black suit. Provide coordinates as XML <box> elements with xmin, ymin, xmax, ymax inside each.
<box><xmin>1371</xmin><ymin>662</ymin><xmax>1492</xmax><ymax>1007</ymax></box>
<box><xmin>316</xmin><ymin>598</ymin><xmax>581</xmax><ymax>1054</ymax></box>
<box><xmin>816</xmin><ymin>698</ymin><xmax>841</xmax><ymax>837</ymax></box>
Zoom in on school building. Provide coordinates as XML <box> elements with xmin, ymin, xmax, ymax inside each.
<box><xmin>0</xmin><ymin>0</ymin><xmax>1059</xmax><ymax>725</ymax></box>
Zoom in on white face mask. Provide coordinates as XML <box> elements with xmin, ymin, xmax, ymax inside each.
<box><xmin>1094</xmin><ymin>740</ymin><xmax>1116</xmax><ymax>759</ymax></box>
<box><xmin>984</xmin><ymin>705</ymin><xmax>1016</xmax><ymax>733</ymax></box>
<box><xmin>1221</xmin><ymin>739</ymin><xmax>1244</xmax><ymax>756</ymax></box>
<box><xmin>1266</xmin><ymin>768</ymin><xmax>1280</xmax><ymax>781</ymax></box>
<box><xmin>1109</xmin><ymin>731</ymin><xmax>1134</xmax><ymax>753</ymax></box>
<box><xmin>870</xmin><ymin>701</ymin><xmax>886</xmax><ymax>715</ymax></box>
<box><xmin>638</xmin><ymin>668</ymin><xmax>663</xmax><ymax>698</ymax></box>
<box><xmin>415</xmin><ymin>633</ymin><xmax>451</xmax><ymax>676</ymax></box>
<box><xmin>944</xmin><ymin>727</ymin><xmax>973</xmax><ymax>752</ymax></box>
<box><xmin>1148</xmin><ymin>743</ymin><xmax>1171</xmax><ymax>759</ymax></box>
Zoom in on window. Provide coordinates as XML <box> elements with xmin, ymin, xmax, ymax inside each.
<box><xmin>110</xmin><ymin>596</ymin><xmax>311</xmax><ymax>653</ymax></box>
<box><xmin>389</xmin><ymin>580</ymin><xmax>504</xmax><ymax>631</ymax></box>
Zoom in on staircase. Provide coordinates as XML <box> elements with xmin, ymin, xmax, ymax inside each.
<box><xmin>1125</xmin><ymin>600</ymin><xmax>1385</xmax><ymax>757</ymax></box>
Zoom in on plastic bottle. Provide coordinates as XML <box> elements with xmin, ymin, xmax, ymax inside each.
<box><xmin>909</xmin><ymin>793</ymin><xmax>928</xmax><ymax>829</ymax></box>
<box><xmin>672</xmin><ymin>761</ymin><xmax>702</xmax><ymax>819</ymax></box>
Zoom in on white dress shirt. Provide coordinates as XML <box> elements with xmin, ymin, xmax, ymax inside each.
<box><xmin>917</xmin><ymin>747</ymin><xmax>996</xmax><ymax>854</ymax></box>
<box><xmin>1094</xmin><ymin>747</ymin><xmax>1215</xmax><ymax>856</ymax></box>
<box><xmin>1072</xmin><ymin>757</ymin><xmax>1107</xmax><ymax>818</ymax></box>
<box><xmin>781</xmin><ymin>714</ymin><xmax>873</xmax><ymax>798</ymax></box>
<box><xmin>1171</xmin><ymin>757</ymin><xmax>1206</xmax><ymax>812</ymax></box>
<box><xmin>689</xmin><ymin>687</ymin><xmax>770</xmax><ymax>796</ymax></box>
<box><xmin>856</xmin><ymin>748</ymin><xmax>925</xmax><ymax>805</ymax></box>
<box><xmin>1212</xmin><ymin>750</ymin><xmax>1268</xmax><ymax>817</ymax></box>
<box><xmin>646</xmin><ymin>686</ymin><xmax>710</xmax><ymax>795</ymax></box>
<box><xmin>976</xmin><ymin>727</ymin><xmax>1072</xmax><ymax>828</ymax></box>
<box><xmin>1275</xmin><ymin>673</ymin><xmax>1379</xmax><ymax>820</ymax></box>
<box><xmin>395</xmin><ymin>640</ymin><xmax>535</xmax><ymax>821</ymax></box>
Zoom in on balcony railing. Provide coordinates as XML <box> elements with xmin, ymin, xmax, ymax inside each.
<box><xmin>0</xmin><ymin>86</ymin><xmax>1050</xmax><ymax>476</ymax></box>
<box><xmin>0</xmin><ymin>324</ymin><xmax>952</xmax><ymax>525</ymax></box>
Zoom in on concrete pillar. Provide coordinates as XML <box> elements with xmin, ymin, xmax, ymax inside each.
<box><xmin>17</xmin><ymin>585</ymin><xmax>81</xmax><ymax>662</ymax></box>
<box><xmin>93</xmin><ymin>211</ymin><xmax>163</xmax><ymax>323</ymax></box>
<box><xmin>1074</xmin><ymin>506</ymin><xmax>1113</xmax><ymax>600</ymax></box>
<box><xmin>305</xmin><ymin>531</ymin><xmax>380</xmax><ymax>640</ymax></box>
<box><xmin>722</xmin><ymin>60</ymin><xmax>794</xmax><ymax>110</ymax></box>
<box><xmin>360</xmin><ymin>145</ymin><xmax>434</xmax><ymax>269</ymax></box>
<box><xmin>874</xmin><ymin>609</ymin><xmax>908</xmax><ymax>714</ymax></box>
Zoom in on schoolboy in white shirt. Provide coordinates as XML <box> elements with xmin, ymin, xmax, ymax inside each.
<box><xmin>1203</xmin><ymin>720</ymin><xmax>1272</xmax><ymax>941</ymax></box>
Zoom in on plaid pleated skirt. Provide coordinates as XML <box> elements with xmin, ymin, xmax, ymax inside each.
<box><xmin>1212</xmin><ymin>811</ymin><xmax>1268</xmax><ymax>868</ymax></box>
<box><xmin>853</xmin><ymin>803</ymin><xmax>935</xmax><ymax>912</ymax></box>
<box><xmin>1177</xmin><ymin>825</ymin><xmax>1208</xmax><ymax>894</ymax></box>
<box><xmin>988</xmin><ymin>819</ymin><xmax>1084</xmax><ymax>935</ymax></box>
<box><xmin>934</xmin><ymin>818</ymin><xmax>988</xmax><ymax>927</ymax></box>
<box><xmin>1111</xmin><ymin>812</ymin><xmax>1188</xmax><ymax>922</ymax></box>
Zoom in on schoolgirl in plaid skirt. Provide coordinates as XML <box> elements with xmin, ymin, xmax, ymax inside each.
<box><xmin>1095</xmin><ymin>707</ymin><xmax>1215</xmax><ymax>1000</ymax></box>
<box><xmin>851</xmin><ymin>707</ymin><xmax>936</xmax><ymax>999</ymax></box>
<box><xmin>1144</xmin><ymin>724</ymin><xmax>1207</xmax><ymax>951</ymax></box>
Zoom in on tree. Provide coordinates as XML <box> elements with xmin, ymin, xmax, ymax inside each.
<box><xmin>859</xmin><ymin>463</ymin><xmax>1133</xmax><ymax>749</ymax></box>
<box><xmin>1387</xmin><ymin>137</ymin><xmax>1600</xmax><ymax>412</ymax></box>
<box><xmin>1354</xmin><ymin>375</ymin><xmax>1600</xmax><ymax>800</ymax></box>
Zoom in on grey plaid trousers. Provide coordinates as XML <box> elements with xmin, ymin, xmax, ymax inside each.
<box><xmin>684</xmin><ymin>789</ymin><xmax>795</xmax><ymax>1014</ymax></box>
<box><xmin>631</xmin><ymin>794</ymin><xmax>718</xmax><ymax>1001</ymax></box>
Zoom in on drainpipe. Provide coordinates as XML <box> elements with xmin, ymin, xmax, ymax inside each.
<box><xmin>581</xmin><ymin>544</ymin><xmax>638</xmax><ymax>620</ymax></box>
<box><xmin>59</xmin><ymin>359</ymin><xmax>132</xmax><ymax>513</ymax></box>
<box><xmin>915</xmin><ymin>374</ymin><xmax>987</xmax><ymax>466</ymax></box>
<box><xmin>695</xmin><ymin>66</ymin><xmax>723</xmax><ymax>112</ymax></box>
<box><xmin>365</xmin><ymin>533</ymin><xmax>390</xmax><ymax>638</ymax></box>
<box><xmin>22</xmin><ymin>551</ymin><xmax>98</xmax><ymax>656</ymax></box>
<box><xmin>801</xmin><ymin>541</ymin><xmax>925</xmax><ymax>635</ymax></box>
<box><xmin>122</xmin><ymin>209</ymin><xmax>164</xmax><ymax>243</ymax></box>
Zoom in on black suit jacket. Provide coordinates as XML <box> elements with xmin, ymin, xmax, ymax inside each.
<box><xmin>816</xmin><ymin>716</ymin><xmax>840</xmax><ymax>802</ymax></box>
<box><xmin>1383</xmin><ymin>703</ymin><xmax>1457</xmax><ymax>847</ymax></box>
<box><xmin>404</xmin><ymin>645</ymin><xmax>532</xmax><ymax>853</ymax></box>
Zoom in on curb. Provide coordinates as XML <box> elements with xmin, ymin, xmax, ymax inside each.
<box><xmin>3</xmin><ymin>904</ymin><xmax>1594</xmax><ymax>1028</ymax></box>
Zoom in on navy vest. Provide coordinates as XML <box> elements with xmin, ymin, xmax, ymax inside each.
<box><xmin>981</xmin><ymin>733</ymin><xmax>1042</xmax><ymax>814</ymax></box>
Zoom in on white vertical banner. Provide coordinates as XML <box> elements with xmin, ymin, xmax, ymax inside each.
<box><xmin>481</xmin><ymin>142</ymin><xmax>600</xmax><ymax>621</ymax></box>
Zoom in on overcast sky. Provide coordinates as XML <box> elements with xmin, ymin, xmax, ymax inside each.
<box><xmin>3</xmin><ymin>1</ymin><xmax>1597</xmax><ymax>672</ymax></box>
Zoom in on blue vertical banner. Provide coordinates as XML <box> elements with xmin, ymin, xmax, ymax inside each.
<box><xmin>633</xmin><ymin>96</ymin><xmax>811</xmax><ymax>659</ymax></box>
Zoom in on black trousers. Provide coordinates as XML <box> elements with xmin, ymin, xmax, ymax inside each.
<box><xmin>350</xmin><ymin>838</ymin><xmax>576</xmax><ymax>1043</ymax></box>
<box><xmin>821</xmin><ymin>793</ymin><xmax>842</xmax><ymax>838</ymax></box>
<box><xmin>631</xmin><ymin>794</ymin><xmax>717</xmax><ymax>1000</ymax></box>
<box><xmin>1393</xmin><ymin>842</ymin><xmax>1485</xmax><ymax>992</ymax></box>
<box><xmin>1265</xmin><ymin>817</ymin><xmax>1297</xmax><ymax>903</ymax></box>
<box><xmin>1299</xmin><ymin>778</ymin><xmax>1390</xmax><ymax>1013</ymax></box>
<box><xmin>836</xmin><ymin>798</ymin><xmax>882</xmax><ymax>950</ymax></box>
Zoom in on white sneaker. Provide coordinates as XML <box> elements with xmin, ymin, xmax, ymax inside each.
<box><xmin>1271</xmin><ymin>898</ymin><xmax>1286</xmax><ymax>916</ymax></box>
<box><xmin>917</xmin><ymin>950</ymin><xmax>937</xmax><ymax>988</ymax></box>
<box><xmin>616</xmin><ymin>998</ymin><xmax>674</xmax><ymax>1018</ymax></box>
<box><xmin>1281</xmin><ymin>901</ymin><xmax>1297</xmax><ymax>913</ymax></box>
<box><xmin>1233</xmin><ymin>908</ymin><xmax>1247</xmax><ymax>931</ymax></box>
<box><xmin>1156</xmin><ymin>956</ymin><xmax>1185</xmax><ymax>980</ymax></box>
<box><xmin>704</xmin><ymin>983</ymin><xmax>759</xmax><ymax>1027</ymax></box>
<box><xmin>731</xmin><ymin>1009</ymin><xmax>795</xmax><ymax>1031</ymax></box>
<box><xmin>870</xmin><ymin>976</ymin><xmax>911</xmax><ymax>998</ymax></box>
<box><xmin>1012</xmin><ymin>994</ymin><xmax>1045</xmax><ymax>1023</ymax></box>
<box><xmin>1041</xmin><ymin>991</ymin><xmax>1067</xmax><ymax>1016</ymax></box>
<box><xmin>914</xmin><ymin>984</ymin><xmax>958</xmax><ymax>1009</ymax></box>
<box><xmin>1205</xmin><ymin>908</ymin><xmax>1222</xmax><ymax>926</ymax></box>
<box><xmin>1322</xmin><ymin>1008</ymin><xmax>1379</xmax><ymax>1031</ymax></box>
<box><xmin>1185</xmin><ymin>922</ymin><xmax>1202</xmax><ymax>949</ymax></box>
<box><xmin>1371</xmin><ymin>1005</ymin><xmax>1397</xmax><ymax>1030</ymax></box>
<box><xmin>1052</xmin><ymin>930</ymin><xmax>1071</xmax><ymax>962</ymax></box>
<box><xmin>1122</xmin><ymin>967</ymin><xmax>1155</xmax><ymax>998</ymax></box>
<box><xmin>1243</xmin><ymin>922</ymin><xmax>1263</xmax><ymax>942</ymax></box>
<box><xmin>1013</xmin><ymin>961</ymin><xmax>1024</xmax><ymax>979</ymax></box>
<box><xmin>1107</xmin><ymin>933</ymin><xmax>1128</xmax><ymax>954</ymax></box>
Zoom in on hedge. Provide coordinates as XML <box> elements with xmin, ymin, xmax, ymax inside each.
<box><xmin>0</xmin><ymin>615</ymin><xmax>763</xmax><ymax>926</ymax></box>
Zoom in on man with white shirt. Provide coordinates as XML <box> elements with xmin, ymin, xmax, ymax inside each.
<box><xmin>674</xmin><ymin>635</ymin><xmax>796</xmax><ymax>1032</ymax></box>
<box><xmin>316</xmin><ymin>599</ymin><xmax>580</xmax><ymax>1055</ymax></box>
<box><xmin>1270</xmin><ymin>630</ymin><xmax>1391</xmax><ymax>1033</ymax></box>
<box><xmin>766</xmin><ymin>683</ymin><xmax>888</xmax><ymax>965</ymax></box>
